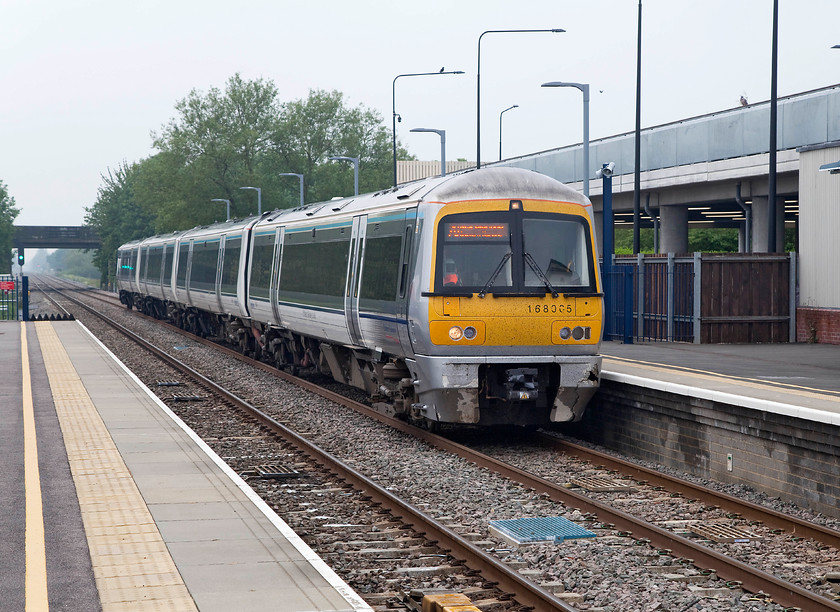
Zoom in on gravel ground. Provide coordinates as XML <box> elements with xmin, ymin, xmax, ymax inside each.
<box><xmin>40</xmin><ymin>283</ymin><xmax>840</xmax><ymax>611</ymax></box>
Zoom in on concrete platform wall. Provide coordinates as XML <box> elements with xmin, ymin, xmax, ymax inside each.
<box><xmin>572</xmin><ymin>380</ymin><xmax>840</xmax><ymax>518</ymax></box>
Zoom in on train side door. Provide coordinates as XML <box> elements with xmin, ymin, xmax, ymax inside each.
<box><xmin>184</xmin><ymin>240</ymin><xmax>194</xmax><ymax>304</ymax></box>
<box><xmin>215</xmin><ymin>235</ymin><xmax>225</xmax><ymax>313</ymax></box>
<box><xmin>270</xmin><ymin>227</ymin><xmax>284</xmax><ymax>326</ymax></box>
<box><xmin>344</xmin><ymin>215</ymin><xmax>367</xmax><ymax>346</ymax></box>
<box><xmin>396</xmin><ymin>208</ymin><xmax>417</xmax><ymax>353</ymax></box>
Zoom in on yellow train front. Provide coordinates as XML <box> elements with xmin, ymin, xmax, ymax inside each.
<box><xmin>406</xmin><ymin>167</ymin><xmax>602</xmax><ymax>426</ymax></box>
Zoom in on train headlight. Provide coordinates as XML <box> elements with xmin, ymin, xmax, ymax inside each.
<box><xmin>572</xmin><ymin>326</ymin><xmax>585</xmax><ymax>340</ymax></box>
<box><xmin>463</xmin><ymin>326</ymin><xmax>477</xmax><ymax>340</ymax></box>
<box><xmin>449</xmin><ymin>326</ymin><xmax>464</xmax><ymax>341</ymax></box>
<box><xmin>559</xmin><ymin>326</ymin><xmax>572</xmax><ymax>340</ymax></box>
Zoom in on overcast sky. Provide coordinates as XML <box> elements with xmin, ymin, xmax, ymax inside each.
<box><xmin>2</xmin><ymin>0</ymin><xmax>838</xmax><ymax>227</ymax></box>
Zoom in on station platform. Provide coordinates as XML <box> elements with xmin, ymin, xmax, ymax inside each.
<box><xmin>1</xmin><ymin>320</ymin><xmax>372</xmax><ymax>612</ymax></box>
<box><xmin>600</xmin><ymin>340</ymin><xmax>840</xmax><ymax>425</ymax></box>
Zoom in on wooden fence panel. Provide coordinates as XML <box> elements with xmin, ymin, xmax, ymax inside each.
<box><xmin>700</xmin><ymin>254</ymin><xmax>790</xmax><ymax>343</ymax></box>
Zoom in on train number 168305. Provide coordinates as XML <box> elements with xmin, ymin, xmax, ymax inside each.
<box><xmin>528</xmin><ymin>304</ymin><xmax>572</xmax><ymax>314</ymax></box>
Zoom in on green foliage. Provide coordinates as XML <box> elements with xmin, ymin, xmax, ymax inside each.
<box><xmin>84</xmin><ymin>161</ymin><xmax>154</xmax><ymax>287</ymax></box>
<box><xmin>47</xmin><ymin>249</ymin><xmax>99</xmax><ymax>282</ymax></box>
<box><xmin>0</xmin><ymin>180</ymin><xmax>21</xmax><ymax>274</ymax></box>
<box><xmin>615</xmin><ymin>227</ymin><xmax>745</xmax><ymax>254</ymax></box>
<box><xmin>263</xmin><ymin>88</ymin><xmax>405</xmax><ymax>205</ymax></box>
<box><xmin>85</xmin><ymin>75</ymin><xmax>410</xmax><ymax>282</ymax></box>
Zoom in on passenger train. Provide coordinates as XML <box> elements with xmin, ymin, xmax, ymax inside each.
<box><xmin>117</xmin><ymin>166</ymin><xmax>603</xmax><ymax>427</ymax></box>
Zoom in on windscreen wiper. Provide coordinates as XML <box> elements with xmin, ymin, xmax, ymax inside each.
<box><xmin>524</xmin><ymin>252</ymin><xmax>560</xmax><ymax>298</ymax></box>
<box><xmin>478</xmin><ymin>252</ymin><xmax>512</xmax><ymax>298</ymax></box>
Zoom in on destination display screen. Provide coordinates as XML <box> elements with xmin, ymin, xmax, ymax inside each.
<box><xmin>445</xmin><ymin>223</ymin><xmax>509</xmax><ymax>240</ymax></box>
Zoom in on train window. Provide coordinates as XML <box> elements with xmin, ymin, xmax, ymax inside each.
<box><xmin>359</xmin><ymin>235</ymin><xmax>402</xmax><ymax>301</ymax></box>
<box><xmin>145</xmin><ymin>247</ymin><xmax>163</xmax><ymax>284</ymax></box>
<box><xmin>189</xmin><ymin>240</ymin><xmax>220</xmax><ymax>293</ymax></box>
<box><xmin>249</xmin><ymin>233</ymin><xmax>275</xmax><ymax>300</ymax></box>
<box><xmin>522</xmin><ymin>217</ymin><xmax>591</xmax><ymax>288</ymax></box>
<box><xmin>129</xmin><ymin>249</ymin><xmax>138</xmax><ymax>280</ymax></box>
<box><xmin>176</xmin><ymin>243</ymin><xmax>189</xmax><ymax>289</ymax></box>
<box><xmin>438</xmin><ymin>215</ymin><xmax>512</xmax><ymax>290</ymax></box>
<box><xmin>117</xmin><ymin>251</ymin><xmax>131</xmax><ymax>279</ymax></box>
<box><xmin>220</xmin><ymin>236</ymin><xmax>241</xmax><ymax>296</ymax></box>
<box><xmin>279</xmin><ymin>240</ymin><xmax>348</xmax><ymax>298</ymax></box>
<box><xmin>398</xmin><ymin>225</ymin><xmax>413</xmax><ymax>298</ymax></box>
<box><xmin>278</xmin><ymin>226</ymin><xmax>349</xmax><ymax>305</ymax></box>
<box><xmin>161</xmin><ymin>245</ymin><xmax>171</xmax><ymax>287</ymax></box>
<box><xmin>141</xmin><ymin>247</ymin><xmax>150</xmax><ymax>282</ymax></box>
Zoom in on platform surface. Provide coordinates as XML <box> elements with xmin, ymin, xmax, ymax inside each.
<box><xmin>1</xmin><ymin>320</ymin><xmax>371</xmax><ymax>612</ymax></box>
<box><xmin>600</xmin><ymin>340</ymin><xmax>840</xmax><ymax>424</ymax></box>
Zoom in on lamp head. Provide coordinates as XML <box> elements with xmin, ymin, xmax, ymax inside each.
<box><xmin>595</xmin><ymin>162</ymin><xmax>616</xmax><ymax>178</ymax></box>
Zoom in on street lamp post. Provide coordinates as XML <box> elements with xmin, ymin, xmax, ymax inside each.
<box><xmin>542</xmin><ymin>81</ymin><xmax>590</xmax><ymax>197</ymax></box>
<box><xmin>476</xmin><ymin>28</ymin><xmax>564</xmax><ymax>169</ymax></box>
<box><xmin>239</xmin><ymin>186</ymin><xmax>261</xmax><ymax>215</ymax></box>
<box><xmin>329</xmin><ymin>156</ymin><xmax>359</xmax><ymax>196</ymax></box>
<box><xmin>633</xmin><ymin>0</ymin><xmax>642</xmax><ymax>254</ymax></box>
<box><xmin>498</xmin><ymin>104</ymin><xmax>518</xmax><ymax>161</ymax></box>
<box><xmin>279</xmin><ymin>173</ymin><xmax>304</xmax><ymax>207</ymax></box>
<box><xmin>410</xmin><ymin>128</ymin><xmax>446</xmax><ymax>177</ymax></box>
<box><xmin>392</xmin><ymin>70</ymin><xmax>464</xmax><ymax>187</ymax></box>
<box><xmin>210</xmin><ymin>198</ymin><xmax>231</xmax><ymax>221</ymax></box>
<box><xmin>768</xmin><ymin>0</ymin><xmax>779</xmax><ymax>252</ymax></box>
<box><xmin>597</xmin><ymin>162</ymin><xmax>616</xmax><ymax>337</ymax></box>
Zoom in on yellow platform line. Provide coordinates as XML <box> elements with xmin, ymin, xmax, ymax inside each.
<box><xmin>22</xmin><ymin>322</ymin><xmax>49</xmax><ymax>612</ymax></box>
<box><xmin>35</xmin><ymin>322</ymin><xmax>198</xmax><ymax>612</ymax></box>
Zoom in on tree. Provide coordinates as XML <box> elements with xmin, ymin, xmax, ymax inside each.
<box><xmin>87</xmin><ymin>77</ymin><xmax>410</xmax><ymax>282</ymax></box>
<box><xmin>84</xmin><ymin>161</ymin><xmax>154</xmax><ymax>287</ymax></box>
<box><xmin>0</xmin><ymin>180</ymin><xmax>20</xmax><ymax>274</ymax></box>
<box><xmin>151</xmin><ymin>73</ymin><xmax>282</xmax><ymax>223</ymax></box>
<box><xmin>265</xmin><ymin>89</ymin><xmax>410</xmax><ymax>206</ymax></box>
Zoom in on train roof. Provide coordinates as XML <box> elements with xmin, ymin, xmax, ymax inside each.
<box><xmin>117</xmin><ymin>167</ymin><xmax>589</xmax><ymax>251</ymax></box>
<box><xmin>255</xmin><ymin>166</ymin><xmax>589</xmax><ymax>227</ymax></box>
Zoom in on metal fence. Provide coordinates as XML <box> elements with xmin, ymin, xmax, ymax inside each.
<box><xmin>603</xmin><ymin>253</ymin><xmax>795</xmax><ymax>344</ymax></box>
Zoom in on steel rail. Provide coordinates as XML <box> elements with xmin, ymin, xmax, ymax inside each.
<box><xmin>59</xmin><ymin>284</ymin><xmax>840</xmax><ymax>611</ymax></box>
<box><xmin>534</xmin><ymin>432</ymin><xmax>840</xmax><ymax>550</ymax></box>
<box><xmin>53</xmin><ymin>285</ymin><xmax>577</xmax><ymax>612</ymax></box>
<box><xmin>28</xmin><ymin>276</ymin><xmax>74</xmax><ymax>317</ymax></box>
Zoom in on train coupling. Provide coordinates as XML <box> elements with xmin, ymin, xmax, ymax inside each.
<box><xmin>504</xmin><ymin>367</ymin><xmax>539</xmax><ymax>401</ymax></box>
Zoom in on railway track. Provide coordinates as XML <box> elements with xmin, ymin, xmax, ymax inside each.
<box><xmin>36</xmin><ymin>276</ymin><xmax>840</xmax><ymax>611</ymax></box>
<box><xmin>36</xmin><ymin>276</ymin><xmax>576</xmax><ymax>611</ymax></box>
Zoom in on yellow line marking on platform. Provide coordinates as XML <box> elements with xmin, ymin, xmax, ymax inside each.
<box><xmin>603</xmin><ymin>355</ymin><xmax>840</xmax><ymax>403</ymax></box>
<box><xmin>35</xmin><ymin>322</ymin><xmax>197</xmax><ymax>612</ymax></box>
<box><xmin>22</xmin><ymin>322</ymin><xmax>50</xmax><ymax>612</ymax></box>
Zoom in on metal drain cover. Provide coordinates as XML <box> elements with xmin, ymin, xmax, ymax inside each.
<box><xmin>489</xmin><ymin>516</ymin><xmax>596</xmax><ymax>546</ymax></box>
<box><xmin>690</xmin><ymin>523</ymin><xmax>763</xmax><ymax>543</ymax></box>
<box><xmin>254</xmin><ymin>464</ymin><xmax>302</xmax><ymax>479</ymax></box>
<box><xmin>570</xmin><ymin>476</ymin><xmax>637</xmax><ymax>492</ymax></box>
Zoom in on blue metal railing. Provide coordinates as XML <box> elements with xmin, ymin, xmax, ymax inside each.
<box><xmin>603</xmin><ymin>256</ymin><xmax>696</xmax><ymax>343</ymax></box>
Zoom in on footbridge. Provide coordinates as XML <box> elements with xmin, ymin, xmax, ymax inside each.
<box><xmin>497</xmin><ymin>83</ymin><xmax>840</xmax><ymax>254</ymax></box>
<box><xmin>13</xmin><ymin>225</ymin><xmax>101</xmax><ymax>262</ymax></box>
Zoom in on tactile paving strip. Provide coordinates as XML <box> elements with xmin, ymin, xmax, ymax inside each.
<box><xmin>36</xmin><ymin>322</ymin><xmax>198</xmax><ymax>612</ymax></box>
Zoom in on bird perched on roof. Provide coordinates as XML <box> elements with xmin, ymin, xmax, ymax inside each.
<box><xmin>440</xmin><ymin>67</ymin><xmax>445</xmax><ymax>73</ymax></box>
<box><xmin>740</xmin><ymin>95</ymin><xmax>748</xmax><ymax>106</ymax></box>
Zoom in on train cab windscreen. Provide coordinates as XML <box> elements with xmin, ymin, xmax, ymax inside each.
<box><xmin>436</xmin><ymin>210</ymin><xmax>594</xmax><ymax>295</ymax></box>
